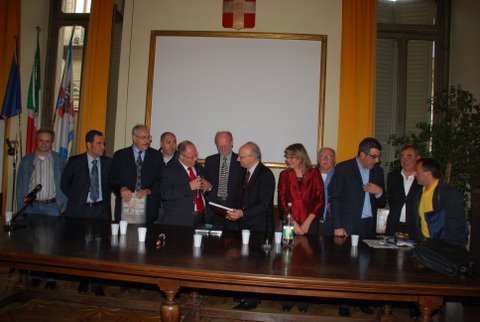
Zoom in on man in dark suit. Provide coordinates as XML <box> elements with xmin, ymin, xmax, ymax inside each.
<box><xmin>227</xmin><ymin>142</ymin><xmax>275</xmax><ymax>310</ymax></box>
<box><xmin>60</xmin><ymin>130</ymin><xmax>112</xmax><ymax>296</ymax></box>
<box><xmin>160</xmin><ymin>140</ymin><xmax>212</xmax><ymax>227</ymax></box>
<box><xmin>159</xmin><ymin>131</ymin><xmax>177</xmax><ymax>167</ymax></box>
<box><xmin>331</xmin><ymin>137</ymin><xmax>386</xmax><ymax>238</ymax></box>
<box><xmin>110</xmin><ymin>125</ymin><xmax>162</xmax><ymax>224</ymax></box>
<box><xmin>61</xmin><ymin>130</ymin><xmax>112</xmax><ymax>220</ymax></box>
<box><xmin>330</xmin><ymin>137</ymin><xmax>386</xmax><ymax>317</ymax></box>
<box><xmin>317</xmin><ymin>147</ymin><xmax>336</xmax><ymax>236</ymax></box>
<box><xmin>227</xmin><ymin>142</ymin><xmax>275</xmax><ymax>232</ymax></box>
<box><xmin>204</xmin><ymin>131</ymin><xmax>243</xmax><ymax>230</ymax></box>
<box><xmin>385</xmin><ymin>145</ymin><xmax>422</xmax><ymax>237</ymax></box>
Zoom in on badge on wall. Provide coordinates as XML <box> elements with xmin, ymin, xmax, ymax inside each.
<box><xmin>222</xmin><ymin>0</ymin><xmax>256</xmax><ymax>30</ymax></box>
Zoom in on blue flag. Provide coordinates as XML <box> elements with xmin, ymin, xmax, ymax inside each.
<box><xmin>1</xmin><ymin>52</ymin><xmax>22</xmax><ymax>119</ymax></box>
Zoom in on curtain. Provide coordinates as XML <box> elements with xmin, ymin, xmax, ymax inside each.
<box><xmin>75</xmin><ymin>0</ymin><xmax>114</xmax><ymax>152</ymax></box>
<box><xmin>337</xmin><ymin>0</ymin><xmax>376</xmax><ymax>161</ymax></box>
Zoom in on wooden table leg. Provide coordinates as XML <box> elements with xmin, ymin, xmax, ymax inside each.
<box><xmin>380</xmin><ymin>303</ymin><xmax>394</xmax><ymax>322</ymax></box>
<box><xmin>417</xmin><ymin>296</ymin><xmax>443</xmax><ymax>322</ymax></box>
<box><xmin>157</xmin><ymin>278</ymin><xmax>181</xmax><ymax>322</ymax></box>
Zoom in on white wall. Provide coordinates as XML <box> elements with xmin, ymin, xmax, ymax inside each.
<box><xmin>450</xmin><ymin>0</ymin><xmax>480</xmax><ymax>99</ymax></box>
<box><xmin>115</xmin><ymin>0</ymin><xmax>342</xmax><ymax>153</ymax></box>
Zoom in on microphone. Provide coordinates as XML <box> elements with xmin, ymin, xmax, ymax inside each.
<box><xmin>196</xmin><ymin>175</ymin><xmax>202</xmax><ymax>198</ymax></box>
<box><xmin>6</xmin><ymin>139</ymin><xmax>17</xmax><ymax>156</ymax></box>
<box><xmin>23</xmin><ymin>184</ymin><xmax>42</xmax><ymax>204</ymax></box>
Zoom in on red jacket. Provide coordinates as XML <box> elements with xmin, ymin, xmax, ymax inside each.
<box><xmin>278</xmin><ymin>167</ymin><xmax>324</xmax><ymax>223</ymax></box>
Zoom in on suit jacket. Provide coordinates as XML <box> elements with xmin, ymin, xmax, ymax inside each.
<box><xmin>385</xmin><ymin>170</ymin><xmax>421</xmax><ymax>237</ymax></box>
<box><xmin>60</xmin><ymin>153</ymin><xmax>112</xmax><ymax>220</ymax></box>
<box><xmin>110</xmin><ymin>146</ymin><xmax>163</xmax><ymax>223</ymax></box>
<box><xmin>233</xmin><ymin>162</ymin><xmax>275</xmax><ymax>232</ymax></box>
<box><xmin>160</xmin><ymin>158</ymin><xmax>206</xmax><ymax>227</ymax></box>
<box><xmin>277</xmin><ymin>167</ymin><xmax>324</xmax><ymax>224</ymax></box>
<box><xmin>412</xmin><ymin>180</ymin><xmax>468</xmax><ymax>247</ymax></box>
<box><xmin>203</xmin><ymin>152</ymin><xmax>243</xmax><ymax>229</ymax></box>
<box><xmin>330</xmin><ymin>158</ymin><xmax>386</xmax><ymax>237</ymax></box>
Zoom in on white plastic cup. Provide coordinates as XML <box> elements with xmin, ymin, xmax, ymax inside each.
<box><xmin>138</xmin><ymin>227</ymin><xmax>147</xmax><ymax>242</ymax></box>
<box><xmin>5</xmin><ymin>211</ymin><xmax>13</xmax><ymax>223</ymax></box>
<box><xmin>241</xmin><ymin>244</ymin><xmax>249</xmax><ymax>256</ymax></box>
<box><xmin>119</xmin><ymin>220</ymin><xmax>128</xmax><ymax>235</ymax></box>
<box><xmin>111</xmin><ymin>223</ymin><xmax>120</xmax><ymax>235</ymax></box>
<box><xmin>274</xmin><ymin>231</ymin><xmax>283</xmax><ymax>244</ymax></box>
<box><xmin>193</xmin><ymin>234</ymin><xmax>203</xmax><ymax>248</ymax></box>
<box><xmin>242</xmin><ymin>229</ymin><xmax>250</xmax><ymax>244</ymax></box>
<box><xmin>351</xmin><ymin>234</ymin><xmax>359</xmax><ymax>247</ymax></box>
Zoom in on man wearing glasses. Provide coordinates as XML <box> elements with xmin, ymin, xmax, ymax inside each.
<box><xmin>329</xmin><ymin>137</ymin><xmax>386</xmax><ymax>317</ymax></box>
<box><xmin>160</xmin><ymin>140</ymin><xmax>212</xmax><ymax>227</ymax></box>
<box><xmin>110</xmin><ymin>124</ymin><xmax>163</xmax><ymax>224</ymax></box>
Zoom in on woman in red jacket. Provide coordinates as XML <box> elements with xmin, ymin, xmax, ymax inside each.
<box><xmin>278</xmin><ymin>143</ymin><xmax>324</xmax><ymax>236</ymax></box>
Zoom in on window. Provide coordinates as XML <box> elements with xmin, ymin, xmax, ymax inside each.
<box><xmin>375</xmin><ymin>0</ymin><xmax>449</xmax><ymax>169</ymax></box>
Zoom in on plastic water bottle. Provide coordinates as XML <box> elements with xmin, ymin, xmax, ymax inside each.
<box><xmin>282</xmin><ymin>202</ymin><xmax>294</xmax><ymax>249</ymax></box>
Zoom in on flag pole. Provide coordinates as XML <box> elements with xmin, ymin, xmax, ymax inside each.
<box><xmin>15</xmin><ymin>35</ymin><xmax>23</xmax><ymax>161</ymax></box>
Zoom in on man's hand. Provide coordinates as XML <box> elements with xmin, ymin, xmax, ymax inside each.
<box><xmin>334</xmin><ymin>228</ymin><xmax>348</xmax><ymax>237</ymax></box>
<box><xmin>226</xmin><ymin>209</ymin><xmax>244</xmax><ymax>221</ymax></box>
<box><xmin>363</xmin><ymin>183</ymin><xmax>383</xmax><ymax>195</ymax></box>
<box><xmin>135</xmin><ymin>188</ymin><xmax>151</xmax><ymax>199</ymax></box>
<box><xmin>202</xmin><ymin>179</ymin><xmax>212</xmax><ymax>192</ymax></box>
<box><xmin>120</xmin><ymin>187</ymin><xmax>132</xmax><ymax>202</ymax></box>
<box><xmin>189</xmin><ymin>178</ymin><xmax>203</xmax><ymax>191</ymax></box>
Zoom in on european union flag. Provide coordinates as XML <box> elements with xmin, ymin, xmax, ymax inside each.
<box><xmin>1</xmin><ymin>52</ymin><xmax>22</xmax><ymax>119</ymax></box>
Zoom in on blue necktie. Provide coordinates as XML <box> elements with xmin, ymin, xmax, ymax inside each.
<box><xmin>90</xmin><ymin>159</ymin><xmax>99</xmax><ymax>202</ymax></box>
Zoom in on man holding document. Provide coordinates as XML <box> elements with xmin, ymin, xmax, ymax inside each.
<box><xmin>204</xmin><ymin>131</ymin><xmax>243</xmax><ymax>230</ymax></box>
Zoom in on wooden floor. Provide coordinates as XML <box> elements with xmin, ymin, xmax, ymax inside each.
<box><xmin>0</xmin><ymin>270</ymin><xmax>478</xmax><ymax>321</ymax></box>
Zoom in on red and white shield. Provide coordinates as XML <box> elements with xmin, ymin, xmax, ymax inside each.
<box><xmin>222</xmin><ymin>0</ymin><xmax>256</xmax><ymax>30</ymax></box>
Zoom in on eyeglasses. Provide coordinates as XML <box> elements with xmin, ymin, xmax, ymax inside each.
<box><xmin>181</xmin><ymin>153</ymin><xmax>198</xmax><ymax>160</ymax></box>
<box><xmin>135</xmin><ymin>135</ymin><xmax>152</xmax><ymax>141</ymax></box>
<box><xmin>366</xmin><ymin>152</ymin><xmax>381</xmax><ymax>160</ymax></box>
<box><xmin>238</xmin><ymin>154</ymin><xmax>253</xmax><ymax>159</ymax></box>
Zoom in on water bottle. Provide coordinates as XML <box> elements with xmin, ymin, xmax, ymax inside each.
<box><xmin>282</xmin><ymin>202</ymin><xmax>294</xmax><ymax>249</ymax></box>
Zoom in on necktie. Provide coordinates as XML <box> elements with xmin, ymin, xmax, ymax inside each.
<box><xmin>90</xmin><ymin>159</ymin><xmax>99</xmax><ymax>202</ymax></box>
<box><xmin>135</xmin><ymin>151</ymin><xmax>143</xmax><ymax>191</ymax></box>
<box><xmin>217</xmin><ymin>157</ymin><xmax>229</xmax><ymax>199</ymax></box>
<box><xmin>188</xmin><ymin>167</ymin><xmax>205</xmax><ymax>213</ymax></box>
<box><xmin>241</xmin><ymin>171</ymin><xmax>250</xmax><ymax>209</ymax></box>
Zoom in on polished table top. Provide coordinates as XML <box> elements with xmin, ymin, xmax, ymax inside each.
<box><xmin>1</xmin><ymin>215</ymin><xmax>479</xmax><ymax>297</ymax></box>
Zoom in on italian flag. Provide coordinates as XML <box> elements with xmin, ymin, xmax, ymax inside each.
<box><xmin>26</xmin><ymin>35</ymin><xmax>41</xmax><ymax>154</ymax></box>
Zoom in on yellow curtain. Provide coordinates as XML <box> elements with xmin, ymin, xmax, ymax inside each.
<box><xmin>1</xmin><ymin>0</ymin><xmax>21</xmax><ymax>213</ymax></box>
<box><xmin>75</xmin><ymin>0</ymin><xmax>114</xmax><ymax>152</ymax></box>
<box><xmin>337</xmin><ymin>0</ymin><xmax>376</xmax><ymax>161</ymax></box>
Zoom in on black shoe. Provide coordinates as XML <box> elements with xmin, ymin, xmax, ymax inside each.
<box><xmin>233</xmin><ymin>299</ymin><xmax>257</xmax><ymax>310</ymax></box>
<box><xmin>30</xmin><ymin>278</ymin><xmax>41</xmax><ymax>288</ymax></box>
<box><xmin>78</xmin><ymin>281</ymin><xmax>89</xmax><ymax>293</ymax></box>
<box><xmin>339</xmin><ymin>306</ymin><xmax>351</xmax><ymax>317</ymax></box>
<box><xmin>92</xmin><ymin>286</ymin><xmax>105</xmax><ymax>296</ymax></box>
<box><xmin>359</xmin><ymin>305</ymin><xmax>374</xmax><ymax>315</ymax></box>
<box><xmin>298</xmin><ymin>306</ymin><xmax>308</xmax><ymax>313</ymax></box>
<box><xmin>409</xmin><ymin>306</ymin><xmax>420</xmax><ymax>320</ymax></box>
<box><xmin>44</xmin><ymin>281</ymin><xmax>56</xmax><ymax>290</ymax></box>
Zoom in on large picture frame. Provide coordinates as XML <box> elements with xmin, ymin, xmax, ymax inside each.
<box><xmin>145</xmin><ymin>31</ymin><xmax>326</xmax><ymax>167</ymax></box>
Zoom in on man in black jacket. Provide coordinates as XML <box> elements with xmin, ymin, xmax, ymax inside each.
<box><xmin>61</xmin><ymin>130</ymin><xmax>112</xmax><ymax>220</ymax></box>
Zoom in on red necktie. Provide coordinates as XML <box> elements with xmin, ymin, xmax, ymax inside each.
<box><xmin>188</xmin><ymin>167</ymin><xmax>205</xmax><ymax>213</ymax></box>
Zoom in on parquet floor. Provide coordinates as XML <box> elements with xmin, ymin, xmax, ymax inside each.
<box><xmin>0</xmin><ymin>269</ymin><xmax>478</xmax><ymax>321</ymax></box>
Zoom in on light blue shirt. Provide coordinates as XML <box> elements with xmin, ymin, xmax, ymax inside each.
<box><xmin>321</xmin><ymin>168</ymin><xmax>335</xmax><ymax>220</ymax></box>
<box><xmin>87</xmin><ymin>153</ymin><xmax>102</xmax><ymax>203</ymax></box>
<box><xmin>133</xmin><ymin>146</ymin><xmax>146</xmax><ymax>162</ymax></box>
<box><xmin>356</xmin><ymin>158</ymin><xmax>372</xmax><ymax>219</ymax></box>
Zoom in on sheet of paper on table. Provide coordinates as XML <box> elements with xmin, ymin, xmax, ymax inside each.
<box><xmin>121</xmin><ymin>195</ymin><xmax>146</xmax><ymax>224</ymax></box>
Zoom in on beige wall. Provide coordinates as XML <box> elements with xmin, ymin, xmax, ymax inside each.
<box><xmin>114</xmin><ymin>0</ymin><xmax>343</xmax><ymax>152</ymax></box>
<box><xmin>450</xmin><ymin>0</ymin><xmax>480</xmax><ymax>99</ymax></box>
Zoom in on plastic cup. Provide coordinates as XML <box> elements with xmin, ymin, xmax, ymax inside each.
<box><xmin>5</xmin><ymin>211</ymin><xmax>13</xmax><ymax>223</ymax></box>
<box><xmin>351</xmin><ymin>234</ymin><xmax>359</xmax><ymax>247</ymax></box>
<box><xmin>193</xmin><ymin>234</ymin><xmax>203</xmax><ymax>248</ymax></box>
<box><xmin>274</xmin><ymin>231</ymin><xmax>282</xmax><ymax>244</ymax></box>
<box><xmin>138</xmin><ymin>227</ymin><xmax>147</xmax><ymax>242</ymax></box>
<box><xmin>111</xmin><ymin>223</ymin><xmax>120</xmax><ymax>235</ymax></box>
<box><xmin>119</xmin><ymin>220</ymin><xmax>128</xmax><ymax>235</ymax></box>
<box><xmin>242</xmin><ymin>229</ymin><xmax>250</xmax><ymax>244</ymax></box>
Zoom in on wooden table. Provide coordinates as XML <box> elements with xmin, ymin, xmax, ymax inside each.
<box><xmin>0</xmin><ymin>215</ymin><xmax>479</xmax><ymax>322</ymax></box>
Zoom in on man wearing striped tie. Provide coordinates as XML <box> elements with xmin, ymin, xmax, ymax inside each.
<box><xmin>204</xmin><ymin>131</ymin><xmax>243</xmax><ymax>230</ymax></box>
